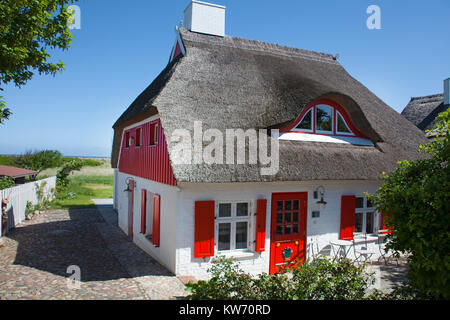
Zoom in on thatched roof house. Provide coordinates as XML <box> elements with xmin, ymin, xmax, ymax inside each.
<box><xmin>112</xmin><ymin>27</ymin><xmax>427</xmax><ymax>183</ymax></box>
<box><xmin>111</xmin><ymin>1</ymin><xmax>430</xmax><ymax>278</ymax></box>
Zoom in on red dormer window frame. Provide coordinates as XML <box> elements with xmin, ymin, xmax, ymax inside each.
<box><xmin>280</xmin><ymin>99</ymin><xmax>367</xmax><ymax>138</ymax></box>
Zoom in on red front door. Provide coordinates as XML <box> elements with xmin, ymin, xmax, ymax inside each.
<box><xmin>269</xmin><ymin>192</ymin><xmax>308</xmax><ymax>274</ymax></box>
<box><xmin>127</xmin><ymin>180</ymin><xmax>135</xmax><ymax>238</ymax></box>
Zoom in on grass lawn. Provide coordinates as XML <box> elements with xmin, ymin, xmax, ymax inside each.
<box><xmin>1</xmin><ymin>155</ymin><xmax>114</xmax><ymax>210</ymax></box>
<box><xmin>53</xmin><ymin>175</ymin><xmax>114</xmax><ymax>209</ymax></box>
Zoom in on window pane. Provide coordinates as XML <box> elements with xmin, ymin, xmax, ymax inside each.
<box><xmin>296</xmin><ymin>109</ymin><xmax>312</xmax><ymax>130</ymax></box>
<box><xmin>355</xmin><ymin>213</ymin><xmax>363</xmax><ymax>233</ymax></box>
<box><xmin>136</xmin><ymin>128</ymin><xmax>141</xmax><ymax>146</ymax></box>
<box><xmin>293</xmin><ymin>200</ymin><xmax>299</xmax><ymax>210</ymax></box>
<box><xmin>285</xmin><ymin>212</ymin><xmax>292</xmax><ymax>223</ymax></box>
<box><xmin>293</xmin><ymin>212</ymin><xmax>299</xmax><ymax>223</ymax></box>
<box><xmin>236</xmin><ymin>202</ymin><xmax>249</xmax><ymax>216</ymax></box>
<box><xmin>285</xmin><ymin>200</ymin><xmax>292</xmax><ymax>211</ymax></box>
<box><xmin>235</xmin><ymin>222</ymin><xmax>248</xmax><ymax>249</ymax></box>
<box><xmin>276</xmin><ymin>225</ymin><xmax>283</xmax><ymax>235</ymax></box>
<box><xmin>366</xmin><ymin>212</ymin><xmax>374</xmax><ymax>234</ymax></box>
<box><xmin>219</xmin><ymin>203</ymin><xmax>231</xmax><ymax>217</ymax></box>
<box><xmin>125</xmin><ymin>132</ymin><xmax>130</xmax><ymax>148</ymax></box>
<box><xmin>337</xmin><ymin>112</ymin><xmax>351</xmax><ymax>133</ymax></box>
<box><xmin>367</xmin><ymin>198</ymin><xmax>373</xmax><ymax>208</ymax></box>
<box><xmin>284</xmin><ymin>224</ymin><xmax>292</xmax><ymax>235</ymax></box>
<box><xmin>356</xmin><ymin>197</ymin><xmax>364</xmax><ymax>209</ymax></box>
<box><xmin>277</xmin><ymin>201</ymin><xmax>283</xmax><ymax>211</ymax></box>
<box><xmin>277</xmin><ymin>213</ymin><xmax>283</xmax><ymax>224</ymax></box>
<box><xmin>316</xmin><ymin>105</ymin><xmax>333</xmax><ymax>132</ymax></box>
<box><xmin>293</xmin><ymin>224</ymin><xmax>299</xmax><ymax>234</ymax></box>
<box><xmin>218</xmin><ymin>223</ymin><xmax>231</xmax><ymax>250</ymax></box>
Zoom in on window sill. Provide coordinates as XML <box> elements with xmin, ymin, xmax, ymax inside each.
<box><xmin>276</xmin><ymin>132</ymin><xmax>374</xmax><ymax>146</ymax></box>
<box><xmin>216</xmin><ymin>250</ymin><xmax>258</xmax><ymax>259</ymax></box>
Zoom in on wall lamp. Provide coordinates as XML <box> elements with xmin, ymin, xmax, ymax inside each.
<box><xmin>124</xmin><ymin>177</ymin><xmax>135</xmax><ymax>192</ymax></box>
<box><xmin>314</xmin><ymin>186</ymin><xmax>327</xmax><ymax>206</ymax></box>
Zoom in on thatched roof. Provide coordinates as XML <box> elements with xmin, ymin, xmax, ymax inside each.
<box><xmin>401</xmin><ymin>94</ymin><xmax>447</xmax><ymax>132</ymax></box>
<box><xmin>112</xmin><ymin>28</ymin><xmax>428</xmax><ymax>183</ymax></box>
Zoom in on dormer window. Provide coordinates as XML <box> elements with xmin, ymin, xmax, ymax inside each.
<box><xmin>279</xmin><ymin>99</ymin><xmax>373</xmax><ymax>146</ymax></box>
<box><xmin>293</xmin><ymin>102</ymin><xmax>355</xmax><ymax>136</ymax></box>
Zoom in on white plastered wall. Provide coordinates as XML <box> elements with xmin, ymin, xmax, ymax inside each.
<box><xmin>175</xmin><ymin>180</ymin><xmax>382</xmax><ymax>280</ymax></box>
<box><xmin>115</xmin><ymin>171</ymin><xmax>180</xmax><ymax>274</ymax></box>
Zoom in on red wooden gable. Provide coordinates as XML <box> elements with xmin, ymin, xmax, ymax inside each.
<box><xmin>119</xmin><ymin>119</ymin><xmax>177</xmax><ymax>186</ymax></box>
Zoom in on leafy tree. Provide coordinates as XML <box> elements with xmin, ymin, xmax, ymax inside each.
<box><xmin>0</xmin><ymin>0</ymin><xmax>77</xmax><ymax>124</ymax></box>
<box><xmin>0</xmin><ymin>176</ymin><xmax>15</xmax><ymax>190</ymax></box>
<box><xmin>369</xmin><ymin>109</ymin><xmax>450</xmax><ymax>299</ymax></box>
<box><xmin>11</xmin><ymin>150</ymin><xmax>64</xmax><ymax>174</ymax></box>
<box><xmin>0</xmin><ymin>95</ymin><xmax>11</xmax><ymax>125</ymax></box>
<box><xmin>56</xmin><ymin>159</ymin><xmax>84</xmax><ymax>187</ymax></box>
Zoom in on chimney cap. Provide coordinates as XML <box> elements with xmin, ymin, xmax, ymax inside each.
<box><xmin>183</xmin><ymin>1</ymin><xmax>226</xmax><ymax>37</ymax></box>
<box><xmin>184</xmin><ymin>0</ymin><xmax>226</xmax><ymax>11</ymax></box>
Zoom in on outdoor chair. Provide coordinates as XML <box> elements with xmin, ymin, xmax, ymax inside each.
<box><xmin>377</xmin><ymin>232</ymin><xmax>399</xmax><ymax>266</ymax></box>
<box><xmin>310</xmin><ymin>237</ymin><xmax>332</xmax><ymax>261</ymax></box>
<box><xmin>352</xmin><ymin>232</ymin><xmax>376</xmax><ymax>265</ymax></box>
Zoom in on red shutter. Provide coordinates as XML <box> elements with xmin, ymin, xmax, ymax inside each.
<box><xmin>340</xmin><ymin>195</ymin><xmax>356</xmax><ymax>240</ymax></box>
<box><xmin>152</xmin><ymin>194</ymin><xmax>161</xmax><ymax>247</ymax></box>
<box><xmin>255</xmin><ymin>199</ymin><xmax>267</xmax><ymax>252</ymax></box>
<box><xmin>194</xmin><ymin>201</ymin><xmax>215</xmax><ymax>258</ymax></box>
<box><xmin>141</xmin><ymin>189</ymin><xmax>147</xmax><ymax>234</ymax></box>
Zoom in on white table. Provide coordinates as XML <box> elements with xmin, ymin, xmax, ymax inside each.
<box><xmin>329</xmin><ymin>239</ymin><xmax>353</xmax><ymax>259</ymax></box>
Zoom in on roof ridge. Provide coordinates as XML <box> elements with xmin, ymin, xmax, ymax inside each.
<box><xmin>410</xmin><ymin>93</ymin><xmax>444</xmax><ymax>102</ymax></box>
<box><xmin>179</xmin><ymin>28</ymin><xmax>339</xmax><ymax>65</ymax></box>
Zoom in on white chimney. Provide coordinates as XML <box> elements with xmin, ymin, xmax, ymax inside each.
<box><xmin>444</xmin><ymin>78</ymin><xmax>450</xmax><ymax>106</ymax></box>
<box><xmin>184</xmin><ymin>1</ymin><xmax>225</xmax><ymax>37</ymax></box>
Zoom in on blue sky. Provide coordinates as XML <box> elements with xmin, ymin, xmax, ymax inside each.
<box><xmin>1</xmin><ymin>0</ymin><xmax>449</xmax><ymax>157</ymax></box>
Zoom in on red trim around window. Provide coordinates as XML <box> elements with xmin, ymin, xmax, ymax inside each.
<box><xmin>280</xmin><ymin>99</ymin><xmax>367</xmax><ymax>138</ymax></box>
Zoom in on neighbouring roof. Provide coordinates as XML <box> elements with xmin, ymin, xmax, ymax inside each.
<box><xmin>112</xmin><ymin>28</ymin><xmax>428</xmax><ymax>183</ymax></box>
<box><xmin>0</xmin><ymin>165</ymin><xmax>38</xmax><ymax>179</ymax></box>
<box><xmin>401</xmin><ymin>94</ymin><xmax>448</xmax><ymax>132</ymax></box>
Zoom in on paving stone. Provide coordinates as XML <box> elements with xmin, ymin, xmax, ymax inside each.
<box><xmin>0</xmin><ymin>204</ymin><xmax>187</xmax><ymax>300</ymax></box>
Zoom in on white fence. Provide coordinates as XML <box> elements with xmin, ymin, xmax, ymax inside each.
<box><xmin>0</xmin><ymin>176</ymin><xmax>56</xmax><ymax>235</ymax></box>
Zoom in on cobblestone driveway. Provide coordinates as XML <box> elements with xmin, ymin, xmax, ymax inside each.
<box><xmin>0</xmin><ymin>201</ymin><xmax>188</xmax><ymax>300</ymax></box>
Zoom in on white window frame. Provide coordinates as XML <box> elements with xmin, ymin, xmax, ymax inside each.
<box><xmin>355</xmin><ymin>196</ymin><xmax>379</xmax><ymax>234</ymax></box>
<box><xmin>336</xmin><ymin>111</ymin><xmax>354</xmax><ymax>136</ymax></box>
<box><xmin>294</xmin><ymin>108</ymin><xmax>314</xmax><ymax>133</ymax></box>
<box><xmin>215</xmin><ymin>200</ymin><xmax>253</xmax><ymax>252</ymax></box>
